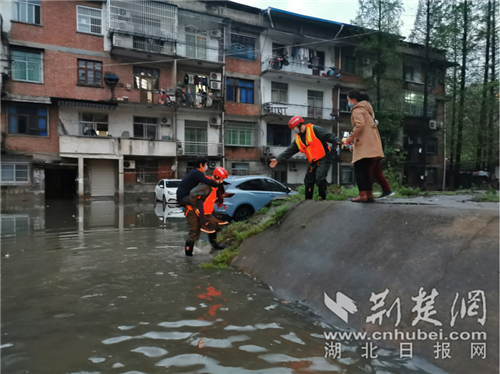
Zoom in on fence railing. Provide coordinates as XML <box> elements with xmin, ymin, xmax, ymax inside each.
<box><xmin>262</xmin><ymin>56</ymin><xmax>340</xmax><ymax>79</ymax></box>
<box><xmin>263</xmin><ymin>102</ymin><xmax>339</xmax><ymax>121</ymax></box>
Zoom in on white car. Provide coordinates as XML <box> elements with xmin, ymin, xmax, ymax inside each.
<box><xmin>154</xmin><ymin>179</ymin><xmax>181</xmax><ymax>206</ymax></box>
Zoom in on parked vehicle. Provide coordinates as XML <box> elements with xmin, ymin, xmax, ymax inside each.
<box><xmin>154</xmin><ymin>179</ymin><xmax>181</xmax><ymax>206</ymax></box>
<box><xmin>213</xmin><ymin>175</ymin><xmax>296</xmax><ymax>221</ymax></box>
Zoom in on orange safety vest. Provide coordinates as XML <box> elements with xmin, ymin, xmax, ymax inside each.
<box><xmin>295</xmin><ymin>124</ymin><xmax>328</xmax><ymax>163</ymax></box>
<box><xmin>203</xmin><ymin>176</ymin><xmax>218</xmax><ymax>215</ymax></box>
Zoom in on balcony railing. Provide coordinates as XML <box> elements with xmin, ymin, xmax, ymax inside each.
<box><xmin>177</xmin><ymin>141</ymin><xmax>223</xmax><ymax>157</ymax></box>
<box><xmin>113</xmin><ymin>34</ymin><xmax>175</xmax><ymax>55</ymax></box>
<box><xmin>261</xmin><ymin>146</ymin><xmax>307</xmax><ymax>160</ymax></box>
<box><xmin>263</xmin><ymin>102</ymin><xmax>339</xmax><ymax>121</ymax></box>
<box><xmin>262</xmin><ymin>56</ymin><xmax>341</xmax><ymax>79</ymax></box>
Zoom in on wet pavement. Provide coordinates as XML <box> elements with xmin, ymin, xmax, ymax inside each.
<box><xmin>1</xmin><ymin>200</ymin><xmax>448</xmax><ymax>374</ymax></box>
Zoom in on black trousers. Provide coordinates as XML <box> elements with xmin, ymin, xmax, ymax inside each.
<box><xmin>354</xmin><ymin>158</ymin><xmax>374</xmax><ymax>191</ymax></box>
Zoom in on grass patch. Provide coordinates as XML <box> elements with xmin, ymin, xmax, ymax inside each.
<box><xmin>471</xmin><ymin>189</ymin><xmax>500</xmax><ymax>202</ymax></box>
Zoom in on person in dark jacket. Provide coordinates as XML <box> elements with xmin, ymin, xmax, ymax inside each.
<box><xmin>270</xmin><ymin>115</ymin><xmax>343</xmax><ymax>200</ymax></box>
<box><xmin>177</xmin><ymin>157</ymin><xmax>221</xmax><ymax>234</ymax></box>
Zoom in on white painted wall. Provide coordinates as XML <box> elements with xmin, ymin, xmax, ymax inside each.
<box><xmin>176</xmin><ymin>112</ymin><xmax>221</xmax><ymax>144</ymax></box>
<box><xmin>0</xmin><ymin>0</ymin><xmax>14</xmax><ymax>34</ymax></box>
<box><xmin>176</xmin><ymin>13</ymin><xmax>222</xmax><ymax>62</ymax></box>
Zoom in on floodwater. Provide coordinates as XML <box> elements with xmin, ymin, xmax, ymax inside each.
<box><xmin>1</xmin><ymin>200</ymin><xmax>447</xmax><ymax>374</ymax></box>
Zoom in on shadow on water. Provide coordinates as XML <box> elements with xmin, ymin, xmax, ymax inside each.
<box><xmin>1</xmin><ymin>200</ymin><xmax>448</xmax><ymax>374</ymax></box>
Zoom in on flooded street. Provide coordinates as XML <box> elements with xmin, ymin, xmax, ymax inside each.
<box><xmin>2</xmin><ymin>200</ymin><xmax>445</xmax><ymax>374</ymax></box>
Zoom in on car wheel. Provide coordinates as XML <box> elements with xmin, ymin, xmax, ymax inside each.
<box><xmin>233</xmin><ymin>206</ymin><xmax>254</xmax><ymax>222</ymax></box>
<box><xmin>163</xmin><ymin>195</ymin><xmax>167</xmax><ymax>209</ymax></box>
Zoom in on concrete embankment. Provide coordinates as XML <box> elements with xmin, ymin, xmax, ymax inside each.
<box><xmin>232</xmin><ymin>199</ymin><xmax>499</xmax><ymax>374</ymax></box>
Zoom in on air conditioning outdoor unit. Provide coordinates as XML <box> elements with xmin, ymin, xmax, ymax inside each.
<box><xmin>209</xmin><ymin>117</ymin><xmax>220</xmax><ymax>126</ymax></box>
<box><xmin>362</xmin><ymin>57</ymin><xmax>370</xmax><ymax>65</ymax></box>
<box><xmin>209</xmin><ymin>160</ymin><xmax>220</xmax><ymax>168</ymax></box>
<box><xmin>429</xmin><ymin>120</ymin><xmax>438</xmax><ymax>130</ymax></box>
<box><xmin>210</xmin><ymin>72</ymin><xmax>222</xmax><ymax>81</ymax></box>
<box><xmin>289</xmin><ymin>162</ymin><xmax>298</xmax><ymax>171</ymax></box>
<box><xmin>210</xmin><ymin>29</ymin><xmax>222</xmax><ymax>39</ymax></box>
<box><xmin>210</xmin><ymin>81</ymin><xmax>222</xmax><ymax>90</ymax></box>
<box><xmin>161</xmin><ymin>117</ymin><xmax>170</xmax><ymax>126</ymax></box>
<box><xmin>124</xmin><ymin>160</ymin><xmax>136</xmax><ymax>169</ymax></box>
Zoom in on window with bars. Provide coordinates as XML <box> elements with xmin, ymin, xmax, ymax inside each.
<box><xmin>77</xmin><ymin>59</ymin><xmax>102</xmax><ymax>85</ymax></box>
<box><xmin>230</xmin><ymin>34</ymin><xmax>256</xmax><ymax>60</ymax></box>
<box><xmin>79</xmin><ymin>113</ymin><xmax>108</xmax><ymax>136</ymax></box>
<box><xmin>225</xmin><ymin>123</ymin><xmax>253</xmax><ymax>146</ymax></box>
<box><xmin>186</xmin><ymin>32</ymin><xmax>207</xmax><ymax>60</ymax></box>
<box><xmin>185</xmin><ymin>121</ymin><xmax>207</xmax><ymax>154</ymax></box>
<box><xmin>7</xmin><ymin>105</ymin><xmax>48</xmax><ymax>136</ymax></box>
<box><xmin>307</xmin><ymin>90</ymin><xmax>323</xmax><ymax>118</ymax></box>
<box><xmin>14</xmin><ymin>0</ymin><xmax>41</xmax><ymax>25</ymax></box>
<box><xmin>133</xmin><ymin>116</ymin><xmax>158</xmax><ymax>139</ymax></box>
<box><xmin>12</xmin><ymin>50</ymin><xmax>43</xmax><ymax>83</ymax></box>
<box><xmin>271</xmin><ymin>82</ymin><xmax>287</xmax><ymax>103</ymax></box>
<box><xmin>1</xmin><ymin>164</ymin><xmax>29</xmax><ymax>184</ymax></box>
<box><xmin>133</xmin><ymin>66</ymin><xmax>160</xmax><ymax>90</ymax></box>
<box><xmin>226</xmin><ymin>78</ymin><xmax>254</xmax><ymax>104</ymax></box>
<box><xmin>267</xmin><ymin>124</ymin><xmax>291</xmax><ymax>147</ymax></box>
<box><xmin>77</xmin><ymin>5</ymin><xmax>102</xmax><ymax>35</ymax></box>
<box><xmin>136</xmin><ymin>160</ymin><xmax>158</xmax><ymax>183</ymax></box>
<box><xmin>344</xmin><ymin>55</ymin><xmax>357</xmax><ymax>74</ymax></box>
<box><xmin>231</xmin><ymin>163</ymin><xmax>249</xmax><ymax>176</ymax></box>
<box><xmin>426</xmin><ymin>137</ymin><xmax>438</xmax><ymax>155</ymax></box>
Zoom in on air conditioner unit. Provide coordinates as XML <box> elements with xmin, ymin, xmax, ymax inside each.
<box><xmin>160</xmin><ymin>117</ymin><xmax>170</xmax><ymax>126</ymax></box>
<box><xmin>210</xmin><ymin>29</ymin><xmax>222</xmax><ymax>39</ymax></box>
<box><xmin>429</xmin><ymin>120</ymin><xmax>438</xmax><ymax>130</ymax></box>
<box><xmin>209</xmin><ymin>160</ymin><xmax>220</xmax><ymax>168</ymax></box>
<box><xmin>210</xmin><ymin>72</ymin><xmax>222</xmax><ymax>81</ymax></box>
<box><xmin>362</xmin><ymin>57</ymin><xmax>370</xmax><ymax>65</ymax></box>
<box><xmin>124</xmin><ymin>160</ymin><xmax>136</xmax><ymax>169</ymax></box>
<box><xmin>210</xmin><ymin>81</ymin><xmax>222</xmax><ymax>90</ymax></box>
<box><xmin>289</xmin><ymin>162</ymin><xmax>298</xmax><ymax>171</ymax></box>
<box><xmin>209</xmin><ymin>117</ymin><xmax>220</xmax><ymax>126</ymax></box>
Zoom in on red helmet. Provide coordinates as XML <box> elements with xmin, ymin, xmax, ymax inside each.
<box><xmin>213</xmin><ymin>167</ymin><xmax>228</xmax><ymax>180</ymax></box>
<box><xmin>288</xmin><ymin>115</ymin><xmax>304</xmax><ymax>129</ymax></box>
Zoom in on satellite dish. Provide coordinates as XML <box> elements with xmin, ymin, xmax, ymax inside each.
<box><xmin>171</xmin><ymin>165</ymin><xmax>177</xmax><ymax>172</ymax></box>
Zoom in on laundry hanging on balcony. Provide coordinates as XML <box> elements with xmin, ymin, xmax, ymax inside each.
<box><xmin>184</xmin><ymin>74</ymin><xmax>209</xmax><ymax>87</ymax></box>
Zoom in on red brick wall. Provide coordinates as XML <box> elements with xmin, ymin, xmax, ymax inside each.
<box><xmin>225</xmin><ymin>147</ymin><xmax>261</xmax><ymax>160</ymax></box>
<box><xmin>340</xmin><ymin>74</ymin><xmax>362</xmax><ymax>84</ymax></box>
<box><xmin>158</xmin><ymin>159</ymin><xmax>173</xmax><ymax>180</ymax></box>
<box><xmin>225</xmin><ymin>102</ymin><xmax>261</xmax><ymax>116</ymax></box>
<box><xmin>1</xmin><ymin>104</ymin><xmax>59</xmax><ymax>154</ymax></box>
<box><xmin>225</xmin><ymin>56</ymin><xmax>261</xmax><ymax>76</ymax></box>
<box><xmin>124</xmin><ymin>170</ymin><xmax>136</xmax><ymax>184</ymax></box>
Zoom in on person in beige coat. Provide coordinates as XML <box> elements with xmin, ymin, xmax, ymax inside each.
<box><xmin>345</xmin><ymin>90</ymin><xmax>384</xmax><ymax>202</ymax></box>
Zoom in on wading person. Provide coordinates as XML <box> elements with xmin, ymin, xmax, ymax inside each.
<box><xmin>270</xmin><ymin>116</ymin><xmax>343</xmax><ymax>200</ymax></box>
<box><xmin>345</xmin><ymin>90</ymin><xmax>384</xmax><ymax>203</ymax></box>
<box><xmin>185</xmin><ymin>167</ymin><xmax>230</xmax><ymax>256</ymax></box>
<box><xmin>177</xmin><ymin>157</ymin><xmax>222</xmax><ymax>233</ymax></box>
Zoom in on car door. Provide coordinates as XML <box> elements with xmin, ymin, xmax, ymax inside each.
<box><xmin>235</xmin><ymin>178</ymin><xmax>271</xmax><ymax>212</ymax></box>
<box><xmin>263</xmin><ymin>178</ymin><xmax>289</xmax><ymax>200</ymax></box>
<box><xmin>155</xmin><ymin>180</ymin><xmax>165</xmax><ymax>200</ymax></box>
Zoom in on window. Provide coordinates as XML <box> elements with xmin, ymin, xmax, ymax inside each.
<box><xmin>77</xmin><ymin>59</ymin><xmax>102</xmax><ymax>85</ymax></box>
<box><xmin>133</xmin><ymin>117</ymin><xmax>158</xmax><ymax>139</ymax></box>
<box><xmin>339</xmin><ymin>93</ymin><xmax>350</xmax><ymax>112</ymax></box>
<box><xmin>264</xmin><ymin>179</ymin><xmax>287</xmax><ymax>192</ymax></box>
<box><xmin>226</xmin><ymin>78</ymin><xmax>254</xmax><ymax>104</ymax></box>
<box><xmin>237</xmin><ymin>179</ymin><xmax>265</xmax><ymax>191</ymax></box>
<box><xmin>14</xmin><ymin>0</ymin><xmax>41</xmax><ymax>25</ymax></box>
<box><xmin>230</xmin><ymin>34</ymin><xmax>256</xmax><ymax>60</ymax></box>
<box><xmin>186</xmin><ymin>30</ymin><xmax>207</xmax><ymax>60</ymax></box>
<box><xmin>231</xmin><ymin>163</ymin><xmax>249</xmax><ymax>176</ymax></box>
<box><xmin>1</xmin><ymin>215</ymin><xmax>29</xmax><ymax>235</ymax></box>
<box><xmin>1</xmin><ymin>164</ymin><xmax>29</xmax><ymax>184</ymax></box>
<box><xmin>12</xmin><ymin>50</ymin><xmax>42</xmax><ymax>83</ymax></box>
<box><xmin>404</xmin><ymin>65</ymin><xmax>414</xmax><ymax>81</ymax></box>
<box><xmin>185</xmin><ymin>121</ymin><xmax>207</xmax><ymax>154</ymax></box>
<box><xmin>308</xmin><ymin>90</ymin><xmax>323</xmax><ymax>118</ymax></box>
<box><xmin>79</xmin><ymin>113</ymin><xmax>108</xmax><ymax>136</ymax></box>
<box><xmin>344</xmin><ymin>55</ymin><xmax>356</xmax><ymax>74</ymax></box>
<box><xmin>272</xmin><ymin>42</ymin><xmax>287</xmax><ymax>58</ymax></box>
<box><xmin>165</xmin><ymin>180</ymin><xmax>181</xmax><ymax>187</ymax></box>
<box><xmin>267</xmin><ymin>124</ymin><xmax>291</xmax><ymax>147</ymax></box>
<box><xmin>271</xmin><ymin>82</ymin><xmax>287</xmax><ymax>103</ymax></box>
<box><xmin>133</xmin><ymin>36</ymin><xmax>164</xmax><ymax>54</ymax></box>
<box><xmin>77</xmin><ymin>5</ymin><xmax>102</xmax><ymax>35</ymax></box>
<box><xmin>341</xmin><ymin>165</ymin><xmax>354</xmax><ymax>184</ymax></box>
<box><xmin>7</xmin><ymin>105</ymin><xmax>48</xmax><ymax>136</ymax></box>
<box><xmin>426</xmin><ymin>137</ymin><xmax>438</xmax><ymax>155</ymax></box>
<box><xmin>157</xmin><ymin>180</ymin><xmax>164</xmax><ymax>187</ymax></box>
<box><xmin>226</xmin><ymin>122</ymin><xmax>253</xmax><ymax>146</ymax></box>
<box><xmin>404</xmin><ymin>92</ymin><xmax>436</xmax><ymax>118</ymax></box>
<box><xmin>136</xmin><ymin>160</ymin><xmax>158</xmax><ymax>183</ymax></box>
<box><xmin>133</xmin><ymin>67</ymin><xmax>160</xmax><ymax>90</ymax></box>
<box><xmin>426</xmin><ymin>167</ymin><xmax>437</xmax><ymax>184</ymax></box>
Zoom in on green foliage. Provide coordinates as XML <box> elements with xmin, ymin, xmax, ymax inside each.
<box><xmin>397</xmin><ymin>186</ymin><xmax>421</xmax><ymax>197</ymax></box>
<box><xmin>471</xmin><ymin>189</ymin><xmax>500</xmax><ymax>202</ymax></box>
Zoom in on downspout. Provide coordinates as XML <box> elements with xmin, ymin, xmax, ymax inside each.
<box><xmin>266</xmin><ymin>8</ymin><xmax>274</xmax><ymax>28</ymax></box>
<box><xmin>442</xmin><ymin>102</ymin><xmax>446</xmax><ymax>190</ymax></box>
<box><xmin>337</xmin><ymin>86</ymin><xmax>341</xmax><ymax>185</ymax></box>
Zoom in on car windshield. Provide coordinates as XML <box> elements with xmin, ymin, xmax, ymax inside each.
<box><xmin>165</xmin><ymin>181</ymin><xmax>181</xmax><ymax>188</ymax></box>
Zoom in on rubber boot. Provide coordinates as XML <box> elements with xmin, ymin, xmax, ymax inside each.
<box><xmin>185</xmin><ymin>241</ymin><xmax>194</xmax><ymax>256</ymax></box>
<box><xmin>305</xmin><ymin>184</ymin><xmax>315</xmax><ymax>200</ymax></box>
<box><xmin>209</xmin><ymin>233</ymin><xmax>227</xmax><ymax>250</ymax></box>
<box><xmin>352</xmin><ymin>191</ymin><xmax>368</xmax><ymax>203</ymax></box>
<box><xmin>318</xmin><ymin>184</ymin><xmax>327</xmax><ymax>200</ymax></box>
<box><xmin>366</xmin><ymin>191</ymin><xmax>375</xmax><ymax>203</ymax></box>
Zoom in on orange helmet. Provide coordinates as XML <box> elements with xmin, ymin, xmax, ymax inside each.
<box><xmin>213</xmin><ymin>167</ymin><xmax>228</xmax><ymax>180</ymax></box>
<box><xmin>288</xmin><ymin>115</ymin><xmax>304</xmax><ymax>129</ymax></box>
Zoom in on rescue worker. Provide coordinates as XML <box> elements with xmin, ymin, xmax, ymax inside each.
<box><xmin>270</xmin><ymin>116</ymin><xmax>343</xmax><ymax>200</ymax></box>
<box><xmin>184</xmin><ymin>167</ymin><xmax>229</xmax><ymax>256</ymax></box>
<box><xmin>177</xmin><ymin>157</ymin><xmax>222</xmax><ymax>234</ymax></box>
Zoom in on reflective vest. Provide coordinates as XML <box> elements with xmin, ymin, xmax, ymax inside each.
<box><xmin>295</xmin><ymin>124</ymin><xmax>328</xmax><ymax>163</ymax></box>
<box><xmin>203</xmin><ymin>176</ymin><xmax>218</xmax><ymax>215</ymax></box>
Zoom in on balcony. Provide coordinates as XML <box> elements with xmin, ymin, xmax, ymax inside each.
<box><xmin>177</xmin><ymin>141</ymin><xmax>223</xmax><ymax>157</ymax></box>
<box><xmin>60</xmin><ymin>135</ymin><xmax>119</xmax><ymax>156</ymax></box>
<box><xmin>261</xmin><ymin>56</ymin><xmax>341</xmax><ymax>81</ymax></box>
<box><xmin>112</xmin><ymin>34</ymin><xmax>175</xmax><ymax>56</ymax></box>
<box><xmin>263</xmin><ymin>102</ymin><xmax>339</xmax><ymax>121</ymax></box>
<box><xmin>261</xmin><ymin>146</ymin><xmax>307</xmax><ymax>160</ymax></box>
<box><xmin>121</xmin><ymin>139</ymin><xmax>176</xmax><ymax>157</ymax></box>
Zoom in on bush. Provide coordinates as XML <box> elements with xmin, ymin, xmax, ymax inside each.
<box><xmin>397</xmin><ymin>186</ymin><xmax>421</xmax><ymax>197</ymax></box>
<box><xmin>471</xmin><ymin>189</ymin><xmax>500</xmax><ymax>202</ymax></box>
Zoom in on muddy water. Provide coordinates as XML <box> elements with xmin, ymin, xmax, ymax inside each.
<box><xmin>1</xmin><ymin>201</ymin><xmax>446</xmax><ymax>374</ymax></box>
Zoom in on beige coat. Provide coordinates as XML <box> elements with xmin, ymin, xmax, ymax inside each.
<box><xmin>346</xmin><ymin>101</ymin><xmax>384</xmax><ymax>163</ymax></box>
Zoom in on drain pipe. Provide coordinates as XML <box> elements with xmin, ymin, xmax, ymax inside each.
<box><xmin>266</xmin><ymin>8</ymin><xmax>274</xmax><ymax>28</ymax></box>
<box><xmin>442</xmin><ymin>103</ymin><xmax>447</xmax><ymax>190</ymax></box>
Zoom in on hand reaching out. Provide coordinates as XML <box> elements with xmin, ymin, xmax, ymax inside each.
<box><xmin>270</xmin><ymin>159</ymin><xmax>278</xmax><ymax>168</ymax></box>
